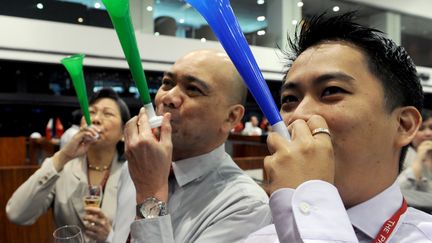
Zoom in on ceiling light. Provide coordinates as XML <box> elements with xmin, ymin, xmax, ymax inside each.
<box><xmin>257</xmin><ymin>0</ymin><xmax>265</xmax><ymax>5</ymax></box>
<box><xmin>297</xmin><ymin>1</ymin><xmax>304</xmax><ymax>7</ymax></box>
<box><xmin>94</xmin><ymin>2</ymin><xmax>101</xmax><ymax>9</ymax></box>
<box><xmin>77</xmin><ymin>17</ymin><xmax>84</xmax><ymax>23</ymax></box>
<box><xmin>332</xmin><ymin>6</ymin><xmax>340</xmax><ymax>12</ymax></box>
<box><xmin>257</xmin><ymin>16</ymin><xmax>266</xmax><ymax>22</ymax></box>
<box><xmin>292</xmin><ymin>20</ymin><xmax>298</xmax><ymax>25</ymax></box>
<box><xmin>36</xmin><ymin>3</ymin><xmax>44</xmax><ymax>9</ymax></box>
<box><xmin>257</xmin><ymin>30</ymin><xmax>266</xmax><ymax>36</ymax></box>
<box><xmin>179</xmin><ymin>18</ymin><xmax>185</xmax><ymax>24</ymax></box>
<box><xmin>154</xmin><ymin>32</ymin><xmax>160</xmax><ymax>36</ymax></box>
<box><xmin>146</xmin><ymin>5</ymin><xmax>153</xmax><ymax>11</ymax></box>
<box><xmin>200</xmin><ymin>38</ymin><xmax>207</xmax><ymax>42</ymax></box>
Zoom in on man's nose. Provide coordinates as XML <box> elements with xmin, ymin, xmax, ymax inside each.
<box><xmin>161</xmin><ymin>87</ymin><xmax>183</xmax><ymax>109</ymax></box>
<box><xmin>283</xmin><ymin>97</ymin><xmax>318</xmax><ymax>126</ymax></box>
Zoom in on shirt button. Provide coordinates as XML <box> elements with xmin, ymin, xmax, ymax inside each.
<box><xmin>299</xmin><ymin>202</ymin><xmax>310</xmax><ymax>215</ymax></box>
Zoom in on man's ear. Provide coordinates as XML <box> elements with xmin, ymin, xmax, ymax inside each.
<box><xmin>223</xmin><ymin>104</ymin><xmax>245</xmax><ymax>130</ymax></box>
<box><xmin>396</xmin><ymin>106</ymin><xmax>421</xmax><ymax>147</ymax></box>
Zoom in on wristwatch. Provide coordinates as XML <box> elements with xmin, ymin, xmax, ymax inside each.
<box><xmin>136</xmin><ymin>196</ymin><xmax>168</xmax><ymax>219</ymax></box>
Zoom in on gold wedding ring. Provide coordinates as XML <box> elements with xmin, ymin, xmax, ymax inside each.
<box><xmin>311</xmin><ymin>127</ymin><xmax>331</xmax><ymax>137</ymax></box>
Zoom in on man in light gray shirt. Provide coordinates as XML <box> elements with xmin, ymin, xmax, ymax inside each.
<box><xmin>112</xmin><ymin>49</ymin><xmax>271</xmax><ymax>243</ymax></box>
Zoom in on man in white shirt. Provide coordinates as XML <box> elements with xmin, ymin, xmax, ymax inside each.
<box><xmin>247</xmin><ymin>12</ymin><xmax>432</xmax><ymax>242</ymax></box>
<box><xmin>60</xmin><ymin>109</ymin><xmax>81</xmax><ymax>148</ymax></box>
<box><xmin>113</xmin><ymin>49</ymin><xmax>271</xmax><ymax>243</ymax></box>
<box><xmin>242</xmin><ymin>115</ymin><xmax>263</xmax><ymax>136</ymax></box>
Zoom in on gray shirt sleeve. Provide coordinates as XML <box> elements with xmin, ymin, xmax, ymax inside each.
<box><xmin>130</xmin><ymin>199</ymin><xmax>271</xmax><ymax>243</ymax></box>
<box><xmin>130</xmin><ymin>215</ymin><xmax>174</xmax><ymax>243</ymax></box>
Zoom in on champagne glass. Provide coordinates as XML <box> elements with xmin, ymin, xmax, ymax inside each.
<box><xmin>53</xmin><ymin>225</ymin><xmax>84</xmax><ymax>243</ymax></box>
<box><xmin>83</xmin><ymin>185</ymin><xmax>102</xmax><ymax>208</ymax></box>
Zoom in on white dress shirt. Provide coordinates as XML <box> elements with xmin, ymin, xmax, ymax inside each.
<box><xmin>246</xmin><ymin>180</ymin><xmax>432</xmax><ymax>242</ymax></box>
<box><xmin>112</xmin><ymin>144</ymin><xmax>271</xmax><ymax>243</ymax></box>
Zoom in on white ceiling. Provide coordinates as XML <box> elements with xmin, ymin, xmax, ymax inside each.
<box><xmin>345</xmin><ymin>0</ymin><xmax>432</xmax><ymax>20</ymax></box>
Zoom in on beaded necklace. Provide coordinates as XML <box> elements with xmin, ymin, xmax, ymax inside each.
<box><xmin>88</xmin><ymin>163</ymin><xmax>110</xmax><ymax>172</ymax></box>
<box><xmin>87</xmin><ymin>160</ymin><xmax>111</xmax><ymax>207</ymax></box>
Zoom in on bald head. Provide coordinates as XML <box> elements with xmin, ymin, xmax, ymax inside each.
<box><xmin>176</xmin><ymin>49</ymin><xmax>247</xmax><ymax>105</ymax></box>
<box><xmin>156</xmin><ymin>49</ymin><xmax>247</xmax><ymax>159</ymax></box>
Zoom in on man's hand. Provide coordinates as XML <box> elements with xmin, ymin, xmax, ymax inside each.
<box><xmin>124</xmin><ymin>108</ymin><xmax>172</xmax><ymax>203</ymax></box>
<box><xmin>264</xmin><ymin>115</ymin><xmax>335</xmax><ymax>194</ymax></box>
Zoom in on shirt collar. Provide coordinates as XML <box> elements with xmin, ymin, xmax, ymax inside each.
<box><xmin>347</xmin><ymin>180</ymin><xmax>403</xmax><ymax>239</ymax></box>
<box><xmin>171</xmin><ymin>144</ymin><xmax>226</xmax><ymax>187</ymax></box>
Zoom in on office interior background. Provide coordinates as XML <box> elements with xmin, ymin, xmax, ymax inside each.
<box><xmin>0</xmin><ymin>0</ymin><xmax>431</xmax><ymax>136</ymax></box>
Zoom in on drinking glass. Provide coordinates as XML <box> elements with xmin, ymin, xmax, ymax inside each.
<box><xmin>53</xmin><ymin>225</ymin><xmax>84</xmax><ymax>243</ymax></box>
<box><xmin>83</xmin><ymin>185</ymin><xmax>102</xmax><ymax>208</ymax></box>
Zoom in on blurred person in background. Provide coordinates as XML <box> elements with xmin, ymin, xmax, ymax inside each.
<box><xmin>60</xmin><ymin>109</ymin><xmax>82</xmax><ymax>148</ymax></box>
<box><xmin>242</xmin><ymin>115</ymin><xmax>263</xmax><ymax>136</ymax></box>
<box><xmin>398</xmin><ymin>109</ymin><xmax>432</xmax><ymax>211</ymax></box>
<box><xmin>401</xmin><ymin>110</ymin><xmax>432</xmax><ymax>170</ymax></box>
<box><xmin>259</xmin><ymin>116</ymin><xmax>272</xmax><ymax>134</ymax></box>
<box><xmin>6</xmin><ymin>88</ymin><xmax>130</xmax><ymax>242</ymax></box>
<box><xmin>231</xmin><ymin>121</ymin><xmax>245</xmax><ymax>133</ymax></box>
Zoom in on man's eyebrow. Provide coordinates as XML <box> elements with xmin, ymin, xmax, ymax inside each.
<box><xmin>281</xmin><ymin>72</ymin><xmax>355</xmax><ymax>93</ymax></box>
<box><xmin>184</xmin><ymin>75</ymin><xmax>211</xmax><ymax>93</ymax></box>
<box><xmin>162</xmin><ymin>71</ymin><xmax>211</xmax><ymax>93</ymax></box>
<box><xmin>163</xmin><ymin>71</ymin><xmax>174</xmax><ymax>78</ymax></box>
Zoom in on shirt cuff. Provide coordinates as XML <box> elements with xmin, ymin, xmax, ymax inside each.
<box><xmin>130</xmin><ymin>215</ymin><xmax>174</xmax><ymax>243</ymax></box>
<box><xmin>290</xmin><ymin>180</ymin><xmax>357</xmax><ymax>242</ymax></box>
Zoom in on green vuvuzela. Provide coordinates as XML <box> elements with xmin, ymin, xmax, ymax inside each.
<box><xmin>102</xmin><ymin>0</ymin><xmax>151</xmax><ymax>105</ymax></box>
<box><xmin>61</xmin><ymin>54</ymin><xmax>91</xmax><ymax>126</ymax></box>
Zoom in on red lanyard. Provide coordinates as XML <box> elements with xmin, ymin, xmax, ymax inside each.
<box><xmin>373</xmin><ymin>199</ymin><xmax>407</xmax><ymax>243</ymax></box>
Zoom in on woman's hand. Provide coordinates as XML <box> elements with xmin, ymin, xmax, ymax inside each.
<box><xmin>52</xmin><ymin>126</ymin><xmax>100</xmax><ymax>172</ymax></box>
<box><xmin>83</xmin><ymin>207</ymin><xmax>112</xmax><ymax>242</ymax></box>
<box><xmin>412</xmin><ymin>140</ymin><xmax>432</xmax><ymax>180</ymax></box>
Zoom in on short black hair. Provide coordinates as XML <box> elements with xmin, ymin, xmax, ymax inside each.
<box><xmin>89</xmin><ymin>88</ymin><xmax>131</xmax><ymax>161</ymax></box>
<box><xmin>284</xmin><ymin>12</ymin><xmax>424</xmax><ymax>172</ymax></box>
<box><xmin>89</xmin><ymin>88</ymin><xmax>131</xmax><ymax>126</ymax></box>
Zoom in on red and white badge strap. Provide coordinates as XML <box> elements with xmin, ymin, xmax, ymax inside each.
<box><xmin>373</xmin><ymin>199</ymin><xmax>408</xmax><ymax>243</ymax></box>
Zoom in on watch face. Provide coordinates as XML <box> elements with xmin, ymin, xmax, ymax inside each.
<box><xmin>143</xmin><ymin>200</ymin><xmax>161</xmax><ymax>219</ymax></box>
<box><xmin>137</xmin><ymin>197</ymin><xmax>167</xmax><ymax>219</ymax></box>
